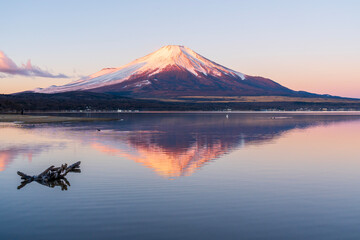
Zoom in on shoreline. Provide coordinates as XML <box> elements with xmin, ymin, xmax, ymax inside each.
<box><xmin>14</xmin><ymin>110</ymin><xmax>360</xmax><ymax>115</ymax></box>
<box><xmin>0</xmin><ymin>114</ymin><xmax>115</xmax><ymax>124</ymax></box>
<box><xmin>2</xmin><ymin>111</ymin><xmax>360</xmax><ymax>124</ymax></box>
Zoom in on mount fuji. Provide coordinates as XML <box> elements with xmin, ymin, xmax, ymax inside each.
<box><xmin>33</xmin><ymin>45</ymin><xmax>315</xmax><ymax>97</ymax></box>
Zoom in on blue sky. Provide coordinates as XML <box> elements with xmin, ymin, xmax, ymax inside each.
<box><xmin>1</xmin><ymin>0</ymin><xmax>359</xmax><ymax>97</ymax></box>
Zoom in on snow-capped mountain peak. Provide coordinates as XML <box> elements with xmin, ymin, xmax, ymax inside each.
<box><xmin>34</xmin><ymin>45</ymin><xmax>246</xmax><ymax>93</ymax></box>
<box><xmin>137</xmin><ymin>45</ymin><xmax>245</xmax><ymax>78</ymax></box>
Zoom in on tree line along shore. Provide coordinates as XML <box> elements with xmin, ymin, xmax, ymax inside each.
<box><xmin>1</xmin><ymin>92</ymin><xmax>359</xmax><ymax>112</ymax></box>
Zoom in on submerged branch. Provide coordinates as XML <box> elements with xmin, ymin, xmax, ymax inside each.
<box><xmin>17</xmin><ymin>161</ymin><xmax>81</xmax><ymax>190</ymax></box>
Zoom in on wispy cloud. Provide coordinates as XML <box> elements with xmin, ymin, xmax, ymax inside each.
<box><xmin>0</xmin><ymin>51</ymin><xmax>68</xmax><ymax>78</ymax></box>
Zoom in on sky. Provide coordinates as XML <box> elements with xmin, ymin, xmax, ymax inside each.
<box><xmin>1</xmin><ymin>0</ymin><xmax>359</xmax><ymax>97</ymax></box>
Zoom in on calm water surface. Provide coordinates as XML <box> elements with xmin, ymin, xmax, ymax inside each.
<box><xmin>1</xmin><ymin>113</ymin><xmax>360</xmax><ymax>239</ymax></box>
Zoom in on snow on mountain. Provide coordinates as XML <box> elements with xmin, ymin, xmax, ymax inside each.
<box><xmin>34</xmin><ymin>45</ymin><xmax>246</xmax><ymax>93</ymax></box>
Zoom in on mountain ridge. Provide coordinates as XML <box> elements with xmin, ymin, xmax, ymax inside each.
<box><xmin>31</xmin><ymin>45</ymin><xmax>332</xmax><ymax>98</ymax></box>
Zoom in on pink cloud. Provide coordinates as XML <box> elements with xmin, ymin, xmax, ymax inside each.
<box><xmin>0</xmin><ymin>51</ymin><xmax>68</xmax><ymax>78</ymax></box>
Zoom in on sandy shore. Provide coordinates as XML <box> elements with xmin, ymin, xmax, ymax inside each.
<box><xmin>0</xmin><ymin>114</ymin><xmax>114</xmax><ymax>124</ymax></box>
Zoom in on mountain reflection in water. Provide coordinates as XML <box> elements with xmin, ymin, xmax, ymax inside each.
<box><xmin>83</xmin><ymin>114</ymin><xmax>360</xmax><ymax>177</ymax></box>
<box><xmin>1</xmin><ymin>114</ymin><xmax>360</xmax><ymax>177</ymax></box>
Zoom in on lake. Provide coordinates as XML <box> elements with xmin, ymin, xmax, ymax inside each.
<box><xmin>1</xmin><ymin>112</ymin><xmax>360</xmax><ymax>239</ymax></box>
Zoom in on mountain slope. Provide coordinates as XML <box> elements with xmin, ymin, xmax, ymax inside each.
<box><xmin>33</xmin><ymin>45</ymin><xmax>311</xmax><ymax>97</ymax></box>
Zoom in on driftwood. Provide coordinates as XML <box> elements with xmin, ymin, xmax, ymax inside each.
<box><xmin>17</xmin><ymin>161</ymin><xmax>81</xmax><ymax>190</ymax></box>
